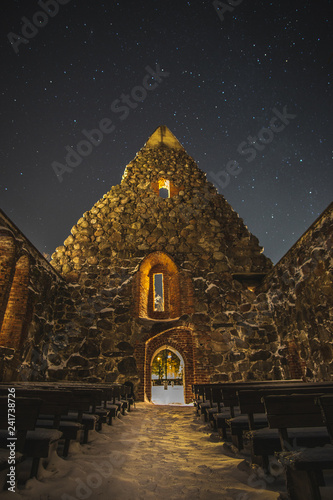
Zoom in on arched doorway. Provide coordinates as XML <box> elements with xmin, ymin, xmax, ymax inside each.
<box><xmin>151</xmin><ymin>346</ymin><xmax>185</xmax><ymax>405</ymax></box>
<box><xmin>142</xmin><ymin>328</ymin><xmax>195</xmax><ymax>404</ymax></box>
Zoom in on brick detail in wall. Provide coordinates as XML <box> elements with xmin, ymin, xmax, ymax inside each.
<box><xmin>0</xmin><ymin>254</ymin><xmax>30</xmax><ymax>349</ymax></box>
<box><xmin>133</xmin><ymin>251</ymin><xmax>194</xmax><ymax>320</ymax></box>
<box><xmin>0</xmin><ymin>234</ymin><xmax>16</xmax><ymax>332</ymax></box>
<box><xmin>287</xmin><ymin>341</ymin><xmax>306</xmax><ymax>379</ymax></box>
<box><xmin>142</xmin><ymin>328</ymin><xmax>195</xmax><ymax>404</ymax></box>
<box><xmin>134</xmin><ymin>327</ymin><xmax>211</xmax><ymax>404</ymax></box>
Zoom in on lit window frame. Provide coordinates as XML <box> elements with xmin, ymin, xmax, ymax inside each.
<box><xmin>158</xmin><ymin>179</ymin><xmax>170</xmax><ymax>198</ymax></box>
<box><xmin>153</xmin><ymin>273</ymin><xmax>164</xmax><ymax>312</ymax></box>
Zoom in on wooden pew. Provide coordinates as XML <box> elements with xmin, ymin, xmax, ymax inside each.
<box><xmin>0</xmin><ymin>396</ymin><xmax>42</xmax><ymax>452</ymax></box>
<box><xmin>53</xmin><ymin>385</ymin><xmax>105</xmax><ymax>438</ymax></box>
<box><xmin>0</xmin><ymin>386</ymin><xmax>83</xmax><ymax>460</ymax></box>
<box><xmin>192</xmin><ymin>384</ymin><xmax>215</xmax><ymax>418</ymax></box>
<box><xmin>53</xmin><ymin>381</ymin><xmax>128</xmax><ymax>424</ymax></box>
<box><xmin>265</xmin><ymin>394</ymin><xmax>333</xmax><ymax>500</ymax></box>
<box><xmin>9</xmin><ymin>382</ymin><xmax>108</xmax><ymax>436</ymax></box>
<box><xmin>245</xmin><ymin>387</ymin><xmax>333</xmax><ymax>471</ymax></box>
<box><xmin>211</xmin><ymin>381</ymin><xmax>302</xmax><ymax>441</ymax></box>
<box><xmin>14</xmin><ymin>388</ymin><xmax>83</xmax><ymax>460</ymax></box>
<box><xmin>104</xmin><ymin>385</ymin><xmax>124</xmax><ymax>421</ymax></box>
<box><xmin>192</xmin><ymin>381</ymin><xmax>302</xmax><ymax>433</ymax></box>
<box><xmin>232</xmin><ymin>383</ymin><xmax>333</xmax><ymax>452</ymax></box>
<box><xmin>90</xmin><ymin>383</ymin><xmax>122</xmax><ymax>422</ymax></box>
<box><xmin>0</xmin><ymin>395</ymin><xmax>64</xmax><ymax>480</ymax></box>
<box><xmin>318</xmin><ymin>394</ymin><xmax>333</xmax><ymax>442</ymax></box>
<box><xmin>123</xmin><ymin>382</ymin><xmax>135</xmax><ymax>412</ymax></box>
<box><xmin>0</xmin><ymin>396</ymin><xmax>42</xmax><ymax>489</ymax></box>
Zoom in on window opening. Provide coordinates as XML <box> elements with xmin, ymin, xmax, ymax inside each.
<box><xmin>153</xmin><ymin>273</ymin><xmax>164</xmax><ymax>311</ymax></box>
<box><xmin>158</xmin><ymin>179</ymin><xmax>170</xmax><ymax>198</ymax></box>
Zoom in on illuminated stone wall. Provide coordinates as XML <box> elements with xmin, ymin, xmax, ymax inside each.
<box><xmin>0</xmin><ymin>211</ymin><xmax>64</xmax><ymax>381</ymax></box>
<box><xmin>259</xmin><ymin>203</ymin><xmax>333</xmax><ymax>381</ymax></box>
<box><xmin>44</xmin><ymin>126</ymin><xmax>277</xmax><ymax>396</ymax></box>
<box><xmin>0</xmin><ymin>128</ymin><xmax>331</xmax><ymax>396</ymax></box>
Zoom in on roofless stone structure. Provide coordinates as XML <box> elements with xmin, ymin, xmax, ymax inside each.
<box><xmin>0</xmin><ymin>126</ymin><xmax>332</xmax><ymax>400</ymax></box>
<box><xmin>50</xmin><ymin>125</ymin><xmax>271</xmax><ymax>278</ymax></box>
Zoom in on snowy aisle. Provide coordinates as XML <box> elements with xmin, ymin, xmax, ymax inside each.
<box><xmin>1</xmin><ymin>403</ymin><xmax>285</xmax><ymax>500</ymax></box>
<box><xmin>107</xmin><ymin>403</ymin><xmax>283</xmax><ymax>500</ymax></box>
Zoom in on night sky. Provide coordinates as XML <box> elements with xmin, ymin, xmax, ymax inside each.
<box><xmin>1</xmin><ymin>0</ymin><xmax>332</xmax><ymax>264</ymax></box>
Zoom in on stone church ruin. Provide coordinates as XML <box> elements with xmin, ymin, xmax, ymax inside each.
<box><xmin>0</xmin><ymin>126</ymin><xmax>332</xmax><ymax>402</ymax></box>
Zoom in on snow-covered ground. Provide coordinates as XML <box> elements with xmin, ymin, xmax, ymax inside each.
<box><xmin>2</xmin><ymin>403</ymin><xmax>332</xmax><ymax>500</ymax></box>
<box><xmin>151</xmin><ymin>385</ymin><xmax>185</xmax><ymax>405</ymax></box>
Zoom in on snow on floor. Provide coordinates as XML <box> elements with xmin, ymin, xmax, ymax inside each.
<box><xmin>151</xmin><ymin>385</ymin><xmax>185</xmax><ymax>405</ymax></box>
<box><xmin>0</xmin><ymin>403</ymin><xmax>300</xmax><ymax>500</ymax></box>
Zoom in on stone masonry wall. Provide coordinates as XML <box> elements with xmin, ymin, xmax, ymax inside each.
<box><xmin>1</xmin><ymin>128</ymin><xmax>331</xmax><ymax>398</ymax></box>
<box><xmin>260</xmin><ymin>202</ymin><xmax>333</xmax><ymax>381</ymax></box>
<box><xmin>0</xmin><ymin>210</ymin><xmax>64</xmax><ymax>382</ymax></box>
<box><xmin>43</xmin><ymin>129</ymin><xmax>278</xmax><ymax>398</ymax></box>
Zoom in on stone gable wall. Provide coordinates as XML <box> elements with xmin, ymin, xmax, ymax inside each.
<box><xmin>50</xmin><ymin>144</ymin><xmax>272</xmax><ymax>279</ymax></box>
<box><xmin>37</xmin><ymin>142</ymin><xmax>278</xmax><ymax>397</ymax></box>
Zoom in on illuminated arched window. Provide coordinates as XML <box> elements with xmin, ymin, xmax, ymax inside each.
<box><xmin>153</xmin><ymin>273</ymin><xmax>164</xmax><ymax>311</ymax></box>
<box><xmin>135</xmin><ymin>252</ymin><xmax>179</xmax><ymax>319</ymax></box>
<box><xmin>134</xmin><ymin>252</ymin><xmax>194</xmax><ymax>320</ymax></box>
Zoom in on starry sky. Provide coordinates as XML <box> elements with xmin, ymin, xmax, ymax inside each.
<box><xmin>1</xmin><ymin>0</ymin><xmax>332</xmax><ymax>264</ymax></box>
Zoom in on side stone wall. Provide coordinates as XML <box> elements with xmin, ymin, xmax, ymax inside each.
<box><xmin>260</xmin><ymin>202</ymin><xmax>333</xmax><ymax>381</ymax></box>
<box><xmin>0</xmin><ymin>210</ymin><xmax>64</xmax><ymax>382</ymax></box>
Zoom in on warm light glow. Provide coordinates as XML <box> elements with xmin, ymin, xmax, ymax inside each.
<box><xmin>153</xmin><ymin>273</ymin><xmax>164</xmax><ymax>311</ymax></box>
<box><xmin>158</xmin><ymin>178</ymin><xmax>170</xmax><ymax>198</ymax></box>
<box><xmin>135</xmin><ymin>251</ymin><xmax>184</xmax><ymax>320</ymax></box>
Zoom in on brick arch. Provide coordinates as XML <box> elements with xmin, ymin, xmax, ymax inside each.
<box><xmin>133</xmin><ymin>251</ymin><xmax>194</xmax><ymax>320</ymax></box>
<box><xmin>0</xmin><ymin>230</ymin><xmax>17</xmax><ymax>332</ymax></box>
<box><xmin>134</xmin><ymin>251</ymin><xmax>181</xmax><ymax>320</ymax></box>
<box><xmin>0</xmin><ymin>253</ymin><xmax>31</xmax><ymax>349</ymax></box>
<box><xmin>144</xmin><ymin>328</ymin><xmax>195</xmax><ymax>404</ymax></box>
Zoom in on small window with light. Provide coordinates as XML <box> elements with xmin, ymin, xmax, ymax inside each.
<box><xmin>158</xmin><ymin>179</ymin><xmax>170</xmax><ymax>198</ymax></box>
<box><xmin>153</xmin><ymin>273</ymin><xmax>164</xmax><ymax>311</ymax></box>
